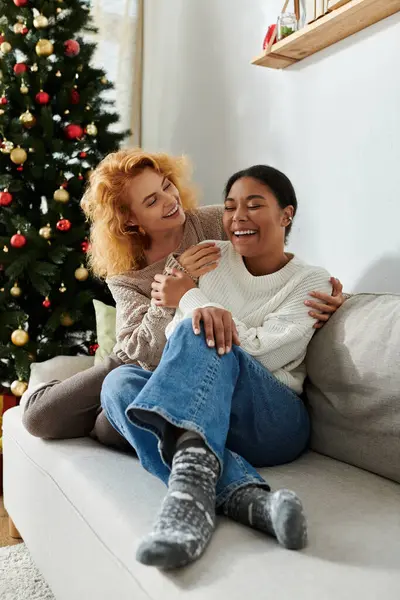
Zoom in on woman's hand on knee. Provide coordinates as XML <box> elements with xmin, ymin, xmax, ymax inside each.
<box><xmin>192</xmin><ymin>307</ymin><xmax>240</xmax><ymax>355</ymax></box>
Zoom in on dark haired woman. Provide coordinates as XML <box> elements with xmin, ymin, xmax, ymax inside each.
<box><xmin>101</xmin><ymin>165</ymin><xmax>332</xmax><ymax>570</ymax></box>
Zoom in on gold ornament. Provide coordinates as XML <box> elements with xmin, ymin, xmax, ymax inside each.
<box><xmin>60</xmin><ymin>313</ymin><xmax>74</xmax><ymax>327</ymax></box>
<box><xmin>64</xmin><ymin>109</ymin><xmax>70</xmax><ymax>115</ymax></box>
<box><xmin>33</xmin><ymin>15</ymin><xmax>49</xmax><ymax>29</ymax></box>
<box><xmin>59</xmin><ymin>282</ymin><xmax>67</xmax><ymax>293</ymax></box>
<box><xmin>13</xmin><ymin>22</ymin><xmax>26</xmax><ymax>34</ymax></box>
<box><xmin>29</xmin><ymin>147</ymin><xmax>35</xmax><ymax>153</ymax></box>
<box><xmin>19</xmin><ymin>110</ymin><xmax>36</xmax><ymax>129</ymax></box>
<box><xmin>11</xmin><ymin>379</ymin><xmax>28</xmax><ymax>397</ymax></box>
<box><xmin>10</xmin><ymin>283</ymin><xmax>22</xmax><ymax>297</ymax></box>
<box><xmin>56</xmin><ymin>7</ymin><xmax>62</xmax><ymax>13</ymax></box>
<box><xmin>74</xmin><ymin>265</ymin><xmax>89</xmax><ymax>281</ymax></box>
<box><xmin>31</xmin><ymin>63</ymin><xmax>38</xmax><ymax>72</ymax></box>
<box><xmin>0</xmin><ymin>42</ymin><xmax>12</xmax><ymax>54</ymax></box>
<box><xmin>10</xmin><ymin>147</ymin><xmax>28</xmax><ymax>165</ymax></box>
<box><xmin>20</xmin><ymin>83</ymin><xmax>29</xmax><ymax>94</ymax></box>
<box><xmin>1</xmin><ymin>140</ymin><xmax>14</xmax><ymax>154</ymax></box>
<box><xmin>101</xmin><ymin>76</ymin><xmax>107</xmax><ymax>84</ymax></box>
<box><xmin>53</xmin><ymin>187</ymin><xmax>70</xmax><ymax>203</ymax></box>
<box><xmin>36</xmin><ymin>39</ymin><xmax>54</xmax><ymax>57</ymax></box>
<box><xmin>11</xmin><ymin>328</ymin><xmax>29</xmax><ymax>347</ymax></box>
<box><xmin>55</xmin><ymin>70</ymin><xmax>62</xmax><ymax>77</ymax></box>
<box><xmin>86</xmin><ymin>123</ymin><xmax>97</xmax><ymax>137</ymax></box>
<box><xmin>3</xmin><ymin>245</ymin><xmax>9</xmax><ymax>253</ymax></box>
<box><xmin>0</xmin><ymin>109</ymin><xmax>4</xmax><ymax>116</ymax></box>
<box><xmin>39</xmin><ymin>225</ymin><xmax>52</xmax><ymax>239</ymax></box>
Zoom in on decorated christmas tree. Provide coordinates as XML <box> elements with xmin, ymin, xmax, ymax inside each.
<box><xmin>0</xmin><ymin>0</ymin><xmax>128</xmax><ymax>396</ymax></box>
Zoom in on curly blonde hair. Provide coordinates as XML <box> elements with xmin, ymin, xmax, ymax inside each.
<box><xmin>81</xmin><ymin>148</ymin><xmax>198</xmax><ymax>278</ymax></box>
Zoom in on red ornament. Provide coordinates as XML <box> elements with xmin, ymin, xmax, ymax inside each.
<box><xmin>70</xmin><ymin>89</ymin><xmax>80</xmax><ymax>104</ymax></box>
<box><xmin>61</xmin><ymin>181</ymin><xmax>68</xmax><ymax>189</ymax></box>
<box><xmin>21</xmin><ymin>27</ymin><xmax>29</xmax><ymax>35</ymax></box>
<box><xmin>42</xmin><ymin>298</ymin><xmax>51</xmax><ymax>308</ymax></box>
<box><xmin>79</xmin><ymin>151</ymin><xmax>87</xmax><ymax>158</ymax></box>
<box><xmin>56</xmin><ymin>218</ymin><xmax>71</xmax><ymax>232</ymax></box>
<box><xmin>0</xmin><ymin>191</ymin><xmax>13</xmax><ymax>206</ymax></box>
<box><xmin>13</xmin><ymin>63</ymin><xmax>28</xmax><ymax>75</ymax></box>
<box><xmin>78</xmin><ymin>174</ymin><xmax>84</xmax><ymax>181</ymax></box>
<box><xmin>0</xmin><ymin>96</ymin><xmax>7</xmax><ymax>105</ymax></box>
<box><xmin>81</xmin><ymin>240</ymin><xmax>90</xmax><ymax>253</ymax></box>
<box><xmin>0</xmin><ymin>35</ymin><xmax>5</xmax><ymax>44</ymax></box>
<box><xmin>64</xmin><ymin>124</ymin><xmax>84</xmax><ymax>140</ymax></box>
<box><xmin>89</xmin><ymin>343</ymin><xmax>99</xmax><ymax>356</ymax></box>
<box><xmin>16</xmin><ymin>166</ymin><xmax>24</xmax><ymax>172</ymax></box>
<box><xmin>64</xmin><ymin>40</ymin><xmax>80</xmax><ymax>57</ymax></box>
<box><xmin>10</xmin><ymin>232</ymin><xmax>26</xmax><ymax>248</ymax></box>
<box><xmin>13</xmin><ymin>0</ymin><xmax>29</xmax><ymax>6</ymax></box>
<box><xmin>36</xmin><ymin>91</ymin><xmax>51</xmax><ymax>105</ymax></box>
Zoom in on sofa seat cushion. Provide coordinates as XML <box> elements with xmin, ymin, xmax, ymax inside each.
<box><xmin>306</xmin><ymin>293</ymin><xmax>400</xmax><ymax>483</ymax></box>
<box><xmin>4</xmin><ymin>406</ymin><xmax>400</xmax><ymax>600</ymax></box>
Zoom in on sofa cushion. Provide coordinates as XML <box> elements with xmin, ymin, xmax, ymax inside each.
<box><xmin>21</xmin><ymin>355</ymin><xmax>95</xmax><ymax>410</ymax></box>
<box><xmin>93</xmin><ymin>300</ymin><xmax>116</xmax><ymax>365</ymax></box>
<box><xmin>306</xmin><ymin>293</ymin><xmax>400</xmax><ymax>484</ymax></box>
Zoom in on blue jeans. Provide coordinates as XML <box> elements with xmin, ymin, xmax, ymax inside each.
<box><xmin>101</xmin><ymin>319</ymin><xmax>310</xmax><ymax>506</ymax></box>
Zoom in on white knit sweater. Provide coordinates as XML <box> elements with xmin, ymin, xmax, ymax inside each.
<box><xmin>166</xmin><ymin>241</ymin><xmax>331</xmax><ymax>394</ymax></box>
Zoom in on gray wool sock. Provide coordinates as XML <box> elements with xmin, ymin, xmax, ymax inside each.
<box><xmin>136</xmin><ymin>438</ymin><xmax>220</xmax><ymax>569</ymax></box>
<box><xmin>223</xmin><ymin>486</ymin><xmax>307</xmax><ymax>550</ymax></box>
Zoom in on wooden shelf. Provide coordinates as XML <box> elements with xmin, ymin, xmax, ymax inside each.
<box><xmin>252</xmin><ymin>0</ymin><xmax>400</xmax><ymax>69</ymax></box>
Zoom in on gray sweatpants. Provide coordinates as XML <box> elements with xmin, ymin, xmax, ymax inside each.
<box><xmin>22</xmin><ymin>354</ymin><xmax>133</xmax><ymax>453</ymax></box>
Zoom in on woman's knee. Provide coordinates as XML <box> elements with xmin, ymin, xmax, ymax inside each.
<box><xmin>22</xmin><ymin>385</ymin><xmax>62</xmax><ymax>438</ymax></box>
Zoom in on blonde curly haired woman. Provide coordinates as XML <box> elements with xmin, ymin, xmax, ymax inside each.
<box><xmin>22</xmin><ymin>149</ymin><xmax>345</xmax><ymax>451</ymax></box>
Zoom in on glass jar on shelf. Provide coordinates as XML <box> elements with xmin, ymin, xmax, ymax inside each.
<box><xmin>277</xmin><ymin>12</ymin><xmax>298</xmax><ymax>41</ymax></box>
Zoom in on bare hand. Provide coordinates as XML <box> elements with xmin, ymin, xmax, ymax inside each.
<box><xmin>305</xmin><ymin>277</ymin><xmax>347</xmax><ymax>329</ymax></box>
<box><xmin>178</xmin><ymin>243</ymin><xmax>221</xmax><ymax>278</ymax></box>
<box><xmin>151</xmin><ymin>269</ymin><xmax>196</xmax><ymax>308</ymax></box>
<box><xmin>192</xmin><ymin>307</ymin><xmax>241</xmax><ymax>355</ymax></box>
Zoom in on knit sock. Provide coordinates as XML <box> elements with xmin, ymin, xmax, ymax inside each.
<box><xmin>136</xmin><ymin>436</ymin><xmax>220</xmax><ymax>569</ymax></box>
<box><xmin>222</xmin><ymin>486</ymin><xmax>307</xmax><ymax>550</ymax></box>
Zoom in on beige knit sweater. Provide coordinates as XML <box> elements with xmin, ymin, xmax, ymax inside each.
<box><xmin>107</xmin><ymin>206</ymin><xmax>225</xmax><ymax>371</ymax></box>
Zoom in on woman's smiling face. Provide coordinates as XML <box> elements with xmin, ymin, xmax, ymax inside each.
<box><xmin>222</xmin><ymin>176</ymin><xmax>294</xmax><ymax>258</ymax></box>
<box><xmin>125</xmin><ymin>168</ymin><xmax>186</xmax><ymax>235</ymax></box>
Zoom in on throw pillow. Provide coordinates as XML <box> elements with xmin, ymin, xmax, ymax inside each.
<box><xmin>306</xmin><ymin>293</ymin><xmax>400</xmax><ymax>484</ymax></box>
<box><xmin>93</xmin><ymin>300</ymin><xmax>117</xmax><ymax>365</ymax></box>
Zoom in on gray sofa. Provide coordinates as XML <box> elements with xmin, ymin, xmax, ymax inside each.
<box><xmin>3</xmin><ymin>294</ymin><xmax>400</xmax><ymax>600</ymax></box>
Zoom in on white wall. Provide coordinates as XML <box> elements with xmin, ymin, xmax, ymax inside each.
<box><xmin>142</xmin><ymin>0</ymin><xmax>400</xmax><ymax>293</ymax></box>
